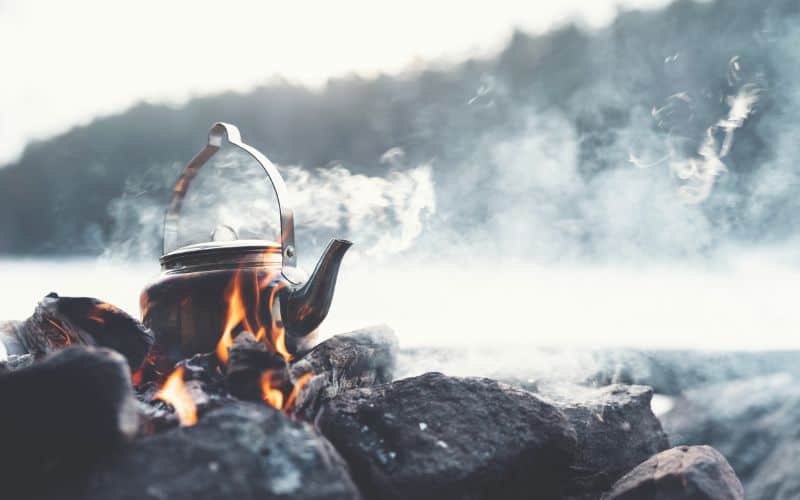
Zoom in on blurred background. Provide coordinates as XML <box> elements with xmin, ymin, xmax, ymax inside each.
<box><xmin>2</xmin><ymin>0</ymin><xmax>800</xmax><ymax>351</ymax></box>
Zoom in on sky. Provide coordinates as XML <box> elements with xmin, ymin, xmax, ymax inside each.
<box><xmin>0</xmin><ymin>0</ymin><xmax>673</xmax><ymax>166</ymax></box>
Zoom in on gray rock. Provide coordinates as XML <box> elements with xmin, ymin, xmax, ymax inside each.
<box><xmin>316</xmin><ymin>372</ymin><xmax>577</xmax><ymax>500</ymax></box>
<box><xmin>601</xmin><ymin>445</ymin><xmax>743</xmax><ymax>500</ymax></box>
<box><xmin>537</xmin><ymin>383</ymin><xmax>669</xmax><ymax>497</ymax></box>
<box><xmin>0</xmin><ymin>347</ymin><xmax>137</xmax><ymax>498</ymax></box>
<box><xmin>290</xmin><ymin>325</ymin><xmax>397</xmax><ymax>420</ymax></box>
<box><xmin>68</xmin><ymin>402</ymin><xmax>362</xmax><ymax>500</ymax></box>
<box><xmin>661</xmin><ymin>373</ymin><xmax>800</xmax><ymax>500</ymax></box>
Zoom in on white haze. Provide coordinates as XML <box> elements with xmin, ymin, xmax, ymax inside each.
<box><xmin>2</xmin><ymin>251</ymin><xmax>800</xmax><ymax>352</ymax></box>
<box><xmin>29</xmin><ymin>44</ymin><xmax>797</xmax><ymax>359</ymax></box>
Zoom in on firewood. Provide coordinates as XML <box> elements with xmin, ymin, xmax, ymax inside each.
<box><xmin>0</xmin><ymin>346</ymin><xmax>137</xmax><ymax>497</ymax></box>
<box><xmin>11</xmin><ymin>293</ymin><xmax>154</xmax><ymax>370</ymax></box>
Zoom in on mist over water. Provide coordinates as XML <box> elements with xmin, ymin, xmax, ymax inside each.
<box><xmin>3</xmin><ymin>250</ymin><xmax>799</xmax><ymax>354</ymax></box>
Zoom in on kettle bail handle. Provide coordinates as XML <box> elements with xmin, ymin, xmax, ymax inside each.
<box><xmin>162</xmin><ymin>122</ymin><xmax>298</xmax><ymax>271</ymax></box>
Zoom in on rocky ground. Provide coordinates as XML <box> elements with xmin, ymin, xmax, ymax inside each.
<box><xmin>1</xmin><ymin>298</ymin><xmax>792</xmax><ymax>499</ymax></box>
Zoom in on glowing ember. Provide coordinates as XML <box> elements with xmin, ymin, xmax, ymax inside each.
<box><xmin>46</xmin><ymin>318</ymin><xmax>72</xmax><ymax>345</ymax></box>
<box><xmin>131</xmin><ymin>368</ymin><xmax>143</xmax><ymax>386</ymax></box>
<box><xmin>155</xmin><ymin>367</ymin><xmax>198</xmax><ymax>426</ymax></box>
<box><xmin>88</xmin><ymin>302</ymin><xmax>121</xmax><ymax>324</ymax></box>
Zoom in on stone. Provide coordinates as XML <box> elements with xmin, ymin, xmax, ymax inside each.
<box><xmin>537</xmin><ymin>383</ymin><xmax>669</xmax><ymax>497</ymax></box>
<box><xmin>0</xmin><ymin>347</ymin><xmax>137</xmax><ymax>498</ymax></box>
<box><xmin>602</xmin><ymin>445</ymin><xmax>744</xmax><ymax>500</ymax></box>
<box><xmin>290</xmin><ymin>325</ymin><xmax>397</xmax><ymax>420</ymax></box>
<box><xmin>661</xmin><ymin>373</ymin><xmax>800</xmax><ymax>500</ymax></box>
<box><xmin>316</xmin><ymin>372</ymin><xmax>577</xmax><ymax>500</ymax></box>
<box><xmin>53</xmin><ymin>402</ymin><xmax>362</xmax><ymax>500</ymax></box>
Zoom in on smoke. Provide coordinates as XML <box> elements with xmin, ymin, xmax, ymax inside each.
<box><xmin>103</xmin><ymin>147</ymin><xmax>436</xmax><ymax>267</ymax></box>
<box><xmin>3</xmin><ymin>0</ymin><xmax>797</xmax><ymax>263</ymax></box>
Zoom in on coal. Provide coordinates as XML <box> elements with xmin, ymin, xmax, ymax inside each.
<box><xmin>601</xmin><ymin>445</ymin><xmax>744</xmax><ymax>500</ymax></box>
<box><xmin>289</xmin><ymin>325</ymin><xmax>397</xmax><ymax>420</ymax></box>
<box><xmin>535</xmin><ymin>383</ymin><xmax>669</xmax><ymax>497</ymax></box>
<box><xmin>177</xmin><ymin>351</ymin><xmax>227</xmax><ymax>396</ymax></box>
<box><xmin>136</xmin><ymin>354</ymin><xmax>234</xmax><ymax>435</ymax></box>
<box><xmin>55</xmin><ymin>402</ymin><xmax>362</xmax><ymax>500</ymax></box>
<box><xmin>0</xmin><ymin>347</ymin><xmax>137</xmax><ymax>497</ymax></box>
<box><xmin>316</xmin><ymin>372</ymin><xmax>577</xmax><ymax>500</ymax></box>
<box><xmin>661</xmin><ymin>373</ymin><xmax>800</xmax><ymax>500</ymax></box>
<box><xmin>226</xmin><ymin>331</ymin><xmax>288</xmax><ymax>401</ymax></box>
<box><xmin>11</xmin><ymin>293</ymin><xmax>154</xmax><ymax>370</ymax></box>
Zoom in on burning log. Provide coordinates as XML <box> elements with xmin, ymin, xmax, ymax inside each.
<box><xmin>66</xmin><ymin>403</ymin><xmax>363</xmax><ymax>500</ymax></box>
<box><xmin>0</xmin><ymin>346</ymin><xmax>137</xmax><ymax>497</ymax></box>
<box><xmin>534</xmin><ymin>383</ymin><xmax>669</xmax><ymax>498</ymax></box>
<box><xmin>601</xmin><ymin>445</ymin><xmax>744</xmax><ymax>500</ymax></box>
<box><xmin>289</xmin><ymin>325</ymin><xmax>398</xmax><ymax>420</ymax></box>
<box><xmin>225</xmin><ymin>331</ymin><xmax>288</xmax><ymax>401</ymax></box>
<box><xmin>136</xmin><ymin>354</ymin><xmax>233</xmax><ymax>435</ymax></box>
<box><xmin>316</xmin><ymin>372</ymin><xmax>577</xmax><ymax>500</ymax></box>
<box><xmin>8</xmin><ymin>293</ymin><xmax>154</xmax><ymax>370</ymax></box>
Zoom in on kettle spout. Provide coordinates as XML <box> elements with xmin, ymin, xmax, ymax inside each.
<box><xmin>283</xmin><ymin>239</ymin><xmax>352</xmax><ymax>339</ymax></box>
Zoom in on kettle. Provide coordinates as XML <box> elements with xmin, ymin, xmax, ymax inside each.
<box><xmin>139</xmin><ymin>122</ymin><xmax>351</xmax><ymax>379</ymax></box>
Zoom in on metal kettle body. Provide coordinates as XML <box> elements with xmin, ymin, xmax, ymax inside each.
<box><xmin>139</xmin><ymin>123</ymin><xmax>350</xmax><ymax>380</ymax></box>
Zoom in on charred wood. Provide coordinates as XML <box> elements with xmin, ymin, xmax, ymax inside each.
<box><xmin>10</xmin><ymin>293</ymin><xmax>154</xmax><ymax>370</ymax></box>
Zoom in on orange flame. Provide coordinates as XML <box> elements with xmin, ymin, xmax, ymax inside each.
<box><xmin>216</xmin><ymin>267</ymin><xmax>308</xmax><ymax>413</ymax></box>
<box><xmin>217</xmin><ymin>270</ymin><xmax>293</xmax><ymax>364</ymax></box>
<box><xmin>260</xmin><ymin>370</ymin><xmax>285</xmax><ymax>409</ymax></box>
<box><xmin>285</xmin><ymin>373</ymin><xmax>313</xmax><ymax>411</ymax></box>
<box><xmin>155</xmin><ymin>367</ymin><xmax>197</xmax><ymax>426</ymax></box>
<box><xmin>216</xmin><ymin>272</ymin><xmax>248</xmax><ymax>365</ymax></box>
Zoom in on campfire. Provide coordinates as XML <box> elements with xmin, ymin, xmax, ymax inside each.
<box><xmin>0</xmin><ymin>123</ymin><xmax>746</xmax><ymax>500</ymax></box>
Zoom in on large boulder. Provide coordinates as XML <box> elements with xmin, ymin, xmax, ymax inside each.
<box><xmin>601</xmin><ymin>445</ymin><xmax>744</xmax><ymax>500</ymax></box>
<box><xmin>316</xmin><ymin>372</ymin><xmax>577</xmax><ymax>500</ymax></box>
<box><xmin>661</xmin><ymin>373</ymin><xmax>800</xmax><ymax>500</ymax></box>
<box><xmin>57</xmin><ymin>403</ymin><xmax>362</xmax><ymax>500</ymax></box>
<box><xmin>537</xmin><ymin>383</ymin><xmax>669</xmax><ymax>497</ymax></box>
